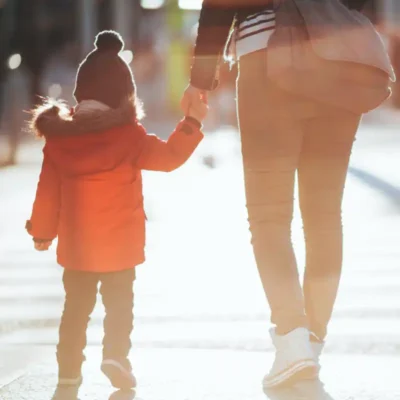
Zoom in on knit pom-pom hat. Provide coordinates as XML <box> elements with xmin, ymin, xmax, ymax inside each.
<box><xmin>74</xmin><ymin>30</ymin><xmax>136</xmax><ymax>109</ymax></box>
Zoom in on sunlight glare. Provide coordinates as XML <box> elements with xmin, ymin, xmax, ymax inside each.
<box><xmin>8</xmin><ymin>54</ymin><xmax>22</xmax><ymax>70</ymax></box>
<box><xmin>121</xmin><ymin>50</ymin><xmax>134</xmax><ymax>64</ymax></box>
<box><xmin>48</xmin><ymin>84</ymin><xmax>62</xmax><ymax>99</ymax></box>
<box><xmin>141</xmin><ymin>0</ymin><xmax>164</xmax><ymax>9</ymax></box>
<box><xmin>179</xmin><ymin>0</ymin><xmax>202</xmax><ymax>10</ymax></box>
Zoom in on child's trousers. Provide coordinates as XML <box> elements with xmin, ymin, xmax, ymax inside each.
<box><xmin>57</xmin><ymin>268</ymin><xmax>135</xmax><ymax>373</ymax></box>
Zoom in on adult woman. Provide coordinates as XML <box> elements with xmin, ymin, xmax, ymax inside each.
<box><xmin>181</xmin><ymin>0</ymin><xmax>369</xmax><ymax>389</ymax></box>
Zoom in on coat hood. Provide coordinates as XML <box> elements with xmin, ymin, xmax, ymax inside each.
<box><xmin>32</xmin><ymin>99</ymin><xmax>137</xmax><ymax>138</ymax></box>
<box><xmin>32</xmin><ymin>100</ymin><xmax>142</xmax><ymax>176</ymax></box>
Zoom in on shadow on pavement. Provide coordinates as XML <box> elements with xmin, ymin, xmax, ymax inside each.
<box><xmin>264</xmin><ymin>379</ymin><xmax>334</xmax><ymax>400</ymax></box>
<box><xmin>50</xmin><ymin>386</ymin><xmax>136</xmax><ymax>400</ymax></box>
<box><xmin>349</xmin><ymin>166</ymin><xmax>400</xmax><ymax>211</ymax></box>
<box><xmin>109</xmin><ymin>389</ymin><xmax>136</xmax><ymax>400</ymax></box>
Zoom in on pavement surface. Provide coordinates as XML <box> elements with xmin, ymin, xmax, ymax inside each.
<box><xmin>0</xmin><ymin>119</ymin><xmax>399</xmax><ymax>399</ymax></box>
<box><xmin>0</xmin><ymin>347</ymin><xmax>399</xmax><ymax>400</ymax></box>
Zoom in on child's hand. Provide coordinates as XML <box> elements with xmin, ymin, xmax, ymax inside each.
<box><xmin>188</xmin><ymin>99</ymin><xmax>209</xmax><ymax>124</ymax></box>
<box><xmin>34</xmin><ymin>240</ymin><xmax>52</xmax><ymax>251</ymax></box>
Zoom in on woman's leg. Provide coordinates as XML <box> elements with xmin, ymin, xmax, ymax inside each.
<box><xmin>298</xmin><ymin>109</ymin><xmax>361</xmax><ymax>341</ymax></box>
<box><xmin>238</xmin><ymin>50</ymin><xmax>307</xmax><ymax>334</ymax></box>
<box><xmin>238</xmin><ymin>50</ymin><xmax>320</xmax><ymax>388</ymax></box>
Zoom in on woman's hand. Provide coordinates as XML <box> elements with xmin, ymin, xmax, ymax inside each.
<box><xmin>181</xmin><ymin>85</ymin><xmax>208</xmax><ymax>116</ymax></box>
<box><xmin>188</xmin><ymin>100</ymin><xmax>209</xmax><ymax>123</ymax></box>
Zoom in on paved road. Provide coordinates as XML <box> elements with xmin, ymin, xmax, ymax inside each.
<box><xmin>0</xmin><ymin>346</ymin><xmax>399</xmax><ymax>399</ymax></box>
<box><xmin>0</xmin><ymin>122</ymin><xmax>399</xmax><ymax>398</ymax></box>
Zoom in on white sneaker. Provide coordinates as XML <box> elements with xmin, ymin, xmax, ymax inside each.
<box><xmin>263</xmin><ymin>327</ymin><xmax>318</xmax><ymax>389</ymax></box>
<box><xmin>310</xmin><ymin>340</ymin><xmax>325</xmax><ymax>377</ymax></box>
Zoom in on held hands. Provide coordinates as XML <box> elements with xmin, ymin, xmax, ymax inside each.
<box><xmin>34</xmin><ymin>240</ymin><xmax>52</xmax><ymax>251</ymax></box>
<box><xmin>188</xmin><ymin>99</ymin><xmax>208</xmax><ymax>123</ymax></box>
<box><xmin>181</xmin><ymin>85</ymin><xmax>209</xmax><ymax>123</ymax></box>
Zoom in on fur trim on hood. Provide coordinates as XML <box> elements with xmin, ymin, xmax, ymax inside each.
<box><xmin>31</xmin><ymin>97</ymin><xmax>143</xmax><ymax>138</ymax></box>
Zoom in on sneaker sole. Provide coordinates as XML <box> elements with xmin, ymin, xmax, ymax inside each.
<box><xmin>101</xmin><ymin>362</ymin><xmax>137</xmax><ymax>390</ymax></box>
<box><xmin>263</xmin><ymin>359</ymin><xmax>318</xmax><ymax>389</ymax></box>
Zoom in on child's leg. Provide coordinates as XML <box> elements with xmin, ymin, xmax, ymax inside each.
<box><xmin>100</xmin><ymin>269</ymin><xmax>135</xmax><ymax>363</ymax></box>
<box><xmin>57</xmin><ymin>270</ymin><xmax>99</xmax><ymax>379</ymax></box>
<box><xmin>100</xmin><ymin>268</ymin><xmax>136</xmax><ymax>389</ymax></box>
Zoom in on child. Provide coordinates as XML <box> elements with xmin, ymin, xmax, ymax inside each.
<box><xmin>26</xmin><ymin>31</ymin><xmax>207</xmax><ymax>390</ymax></box>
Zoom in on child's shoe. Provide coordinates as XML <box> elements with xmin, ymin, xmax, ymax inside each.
<box><xmin>57</xmin><ymin>363</ymin><xmax>83</xmax><ymax>388</ymax></box>
<box><xmin>101</xmin><ymin>358</ymin><xmax>137</xmax><ymax>389</ymax></box>
<box><xmin>52</xmin><ymin>385</ymin><xmax>81</xmax><ymax>400</ymax></box>
<box><xmin>58</xmin><ymin>376</ymin><xmax>83</xmax><ymax>387</ymax></box>
<box><xmin>57</xmin><ymin>364</ymin><xmax>83</xmax><ymax>388</ymax></box>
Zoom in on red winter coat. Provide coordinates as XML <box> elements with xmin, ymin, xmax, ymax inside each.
<box><xmin>27</xmin><ymin>102</ymin><xmax>203</xmax><ymax>272</ymax></box>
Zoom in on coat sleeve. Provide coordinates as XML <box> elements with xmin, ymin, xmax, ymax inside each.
<box><xmin>190</xmin><ymin>0</ymin><xmax>237</xmax><ymax>91</ymax></box>
<box><xmin>134</xmin><ymin>118</ymin><xmax>204</xmax><ymax>172</ymax></box>
<box><xmin>26</xmin><ymin>144</ymin><xmax>61</xmax><ymax>241</ymax></box>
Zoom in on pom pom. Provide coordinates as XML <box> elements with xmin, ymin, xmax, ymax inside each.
<box><xmin>95</xmin><ymin>31</ymin><xmax>124</xmax><ymax>54</ymax></box>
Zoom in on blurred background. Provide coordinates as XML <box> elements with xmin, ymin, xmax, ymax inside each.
<box><xmin>0</xmin><ymin>0</ymin><xmax>399</xmax><ymax>164</ymax></box>
<box><xmin>0</xmin><ymin>0</ymin><xmax>240</xmax><ymax>165</ymax></box>
<box><xmin>0</xmin><ymin>1</ymin><xmax>400</xmax><ymax>398</ymax></box>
